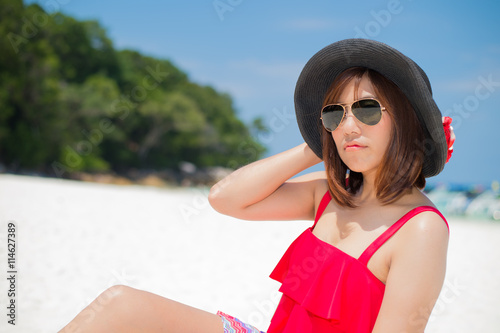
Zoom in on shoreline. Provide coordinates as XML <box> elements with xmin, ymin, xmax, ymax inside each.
<box><xmin>0</xmin><ymin>164</ymin><xmax>234</xmax><ymax>189</ymax></box>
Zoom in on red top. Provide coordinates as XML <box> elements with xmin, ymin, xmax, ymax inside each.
<box><xmin>268</xmin><ymin>191</ymin><xmax>448</xmax><ymax>333</ymax></box>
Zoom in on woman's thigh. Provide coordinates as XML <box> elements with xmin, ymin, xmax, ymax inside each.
<box><xmin>59</xmin><ymin>285</ymin><xmax>224</xmax><ymax>333</ymax></box>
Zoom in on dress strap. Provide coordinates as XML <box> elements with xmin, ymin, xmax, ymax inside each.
<box><xmin>312</xmin><ymin>191</ymin><xmax>332</xmax><ymax>229</ymax></box>
<box><xmin>358</xmin><ymin>206</ymin><xmax>449</xmax><ymax>265</ymax></box>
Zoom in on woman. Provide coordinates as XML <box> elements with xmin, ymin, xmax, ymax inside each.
<box><xmin>59</xmin><ymin>39</ymin><xmax>455</xmax><ymax>333</ymax></box>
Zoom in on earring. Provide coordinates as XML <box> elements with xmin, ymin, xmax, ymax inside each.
<box><xmin>345</xmin><ymin>168</ymin><xmax>350</xmax><ymax>188</ymax></box>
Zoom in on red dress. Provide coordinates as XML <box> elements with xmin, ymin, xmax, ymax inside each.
<box><xmin>267</xmin><ymin>191</ymin><xmax>448</xmax><ymax>333</ymax></box>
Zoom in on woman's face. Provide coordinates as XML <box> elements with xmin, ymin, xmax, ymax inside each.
<box><xmin>330</xmin><ymin>75</ymin><xmax>393</xmax><ymax>177</ymax></box>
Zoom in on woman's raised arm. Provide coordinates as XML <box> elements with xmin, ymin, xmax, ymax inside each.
<box><xmin>208</xmin><ymin>143</ymin><xmax>324</xmax><ymax>221</ymax></box>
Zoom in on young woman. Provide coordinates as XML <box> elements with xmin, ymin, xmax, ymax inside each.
<box><xmin>59</xmin><ymin>39</ymin><xmax>455</xmax><ymax>333</ymax></box>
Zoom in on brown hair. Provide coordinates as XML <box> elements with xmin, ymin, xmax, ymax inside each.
<box><xmin>321</xmin><ymin>67</ymin><xmax>426</xmax><ymax>208</ymax></box>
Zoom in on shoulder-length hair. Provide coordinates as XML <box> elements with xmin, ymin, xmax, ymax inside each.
<box><xmin>321</xmin><ymin>67</ymin><xmax>426</xmax><ymax>208</ymax></box>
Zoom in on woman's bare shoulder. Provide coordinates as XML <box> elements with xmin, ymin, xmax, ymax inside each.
<box><xmin>385</xmin><ymin>188</ymin><xmax>448</xmax><ymax>250</ymax></box>
<box><xmin>393</xmin><ymin>192</ymin><xmax>449</xmax><ymax>252</ymax></box>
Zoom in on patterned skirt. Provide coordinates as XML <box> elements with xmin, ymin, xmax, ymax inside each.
<box><xmin>217</xmin><ymin>311</ymin><xmax>265</xmax><ymax>333</ymax></box>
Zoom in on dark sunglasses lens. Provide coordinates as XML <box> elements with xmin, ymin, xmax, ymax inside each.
<box><xmin>321</xmin><ymin>105</ymin><xmax>344</xmax><ymax>131</ymax></box>
<box><xmin>352</xmin><ymin>99</ymin><xmax>382</xmax><ymax>125</ymax></box>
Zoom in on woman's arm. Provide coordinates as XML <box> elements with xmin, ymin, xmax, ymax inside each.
<box><xmin>208</xmin><ymin>143</ymin><xmax>324</xmax><ymax>221</ymax></box>
<box><xmin>371</xmin><ymin>211</ymin><xmax>449</xmax><ymax>333</ymax></box>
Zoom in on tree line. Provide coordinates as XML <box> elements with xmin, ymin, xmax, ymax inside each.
<box><xmin>0</xmin><ymin>0</ymin><xmax>266</xmax><ymax>178</ymax></box>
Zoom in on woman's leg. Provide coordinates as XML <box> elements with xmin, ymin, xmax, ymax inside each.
<box><xmin>59</xmin><ymin>285</ymin><xmax>224</xmax><ymax>333</ymax></box>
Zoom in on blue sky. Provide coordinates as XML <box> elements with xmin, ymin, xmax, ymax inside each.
<box><xmin>30</xmin><ymin>0</ymin><xmax>500</xmax><ymax>186</ymax></box>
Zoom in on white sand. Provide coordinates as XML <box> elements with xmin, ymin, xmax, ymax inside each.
<box><xmin>0</xmin><ymin>174</ymin><xmax>499</xmax><ymax>333</ymax></box>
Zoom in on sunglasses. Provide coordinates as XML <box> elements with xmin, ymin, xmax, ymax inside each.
<box><xmin>321</xmin><ymin>98</ymin><xmax>386</xmax><ymax>132</ymax></box>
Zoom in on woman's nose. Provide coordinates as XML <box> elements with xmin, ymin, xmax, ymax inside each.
<box><xmin>340</xmin><ymin>108</ymin><xmax>360</xmax><ymax>134</ymax></box>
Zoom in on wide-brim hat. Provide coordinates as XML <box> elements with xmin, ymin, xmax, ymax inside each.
<box><xmin>295</xmin><ymin>38</ymin><xmax>446</xmax><ymax>177</ymax></box>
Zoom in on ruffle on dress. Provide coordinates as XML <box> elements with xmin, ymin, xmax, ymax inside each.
<box><xmin>268</xmin><ymin>228</ymin><xmax>385</xmax><ymax>332</ymax></box>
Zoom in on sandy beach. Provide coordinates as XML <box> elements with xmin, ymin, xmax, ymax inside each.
<box><xmin>0</xmin><ymin>174</ymin><xmax>499</xmax><ymax>333</ymax></box>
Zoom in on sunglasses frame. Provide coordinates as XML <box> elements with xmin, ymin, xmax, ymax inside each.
<box><xmin>320</xmin><ymin>98</ymin><xmax>387</xmax><ymax>132</ymax></box>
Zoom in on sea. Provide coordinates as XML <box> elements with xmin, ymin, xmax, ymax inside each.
<box><xmin>425</xmin><ymin>181</ymin><xmax>500</xmax><ymax>221</ymax></box>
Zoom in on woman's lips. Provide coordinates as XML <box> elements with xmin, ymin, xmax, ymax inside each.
<box><xmin>344</xmin><ymin>143</ymin><xmax>366</xmax><ymax>151</ymax></box>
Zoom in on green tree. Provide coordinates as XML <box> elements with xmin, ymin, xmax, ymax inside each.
<box><xmin>0</xmin><ymin>1</ymin><xmax>63</xmax><ymax>171</ymax></box>
<box><xmin>0</xmin><ymin>0</ymin><xmax>267</xmax><ymax>178</ymax></box>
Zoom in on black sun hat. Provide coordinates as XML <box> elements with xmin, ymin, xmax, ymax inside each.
<box><xmin>294</xmin><ymin>38</ymin><xmax>447</xmax><ymax>177</ymax></box>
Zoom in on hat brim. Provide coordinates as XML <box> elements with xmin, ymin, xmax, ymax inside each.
<box><xmin>294</xmin><ymin>39</ymin><xmax>447</xmax><ymax>177</ymax></box>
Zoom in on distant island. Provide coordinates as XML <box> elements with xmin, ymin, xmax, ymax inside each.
<box><xmin>0</xmin><ymin>0</ymin><xmax>267</xmax><ymax>182</ymax></box>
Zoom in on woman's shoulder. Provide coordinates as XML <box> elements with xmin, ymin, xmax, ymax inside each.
<box><xmin>399</xmin><ymin>207</ymin><xmax>449</xmax><ymax>237</ymax></box>
<box><xmin>387</xmin><ymin>188</ymin><xmax>449</xmax><ymax>243</ymax></box>
<box><xmin>392</xmin><ymin>193</ymin><xmax>449</xmax><ymax>252</ymax></box>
